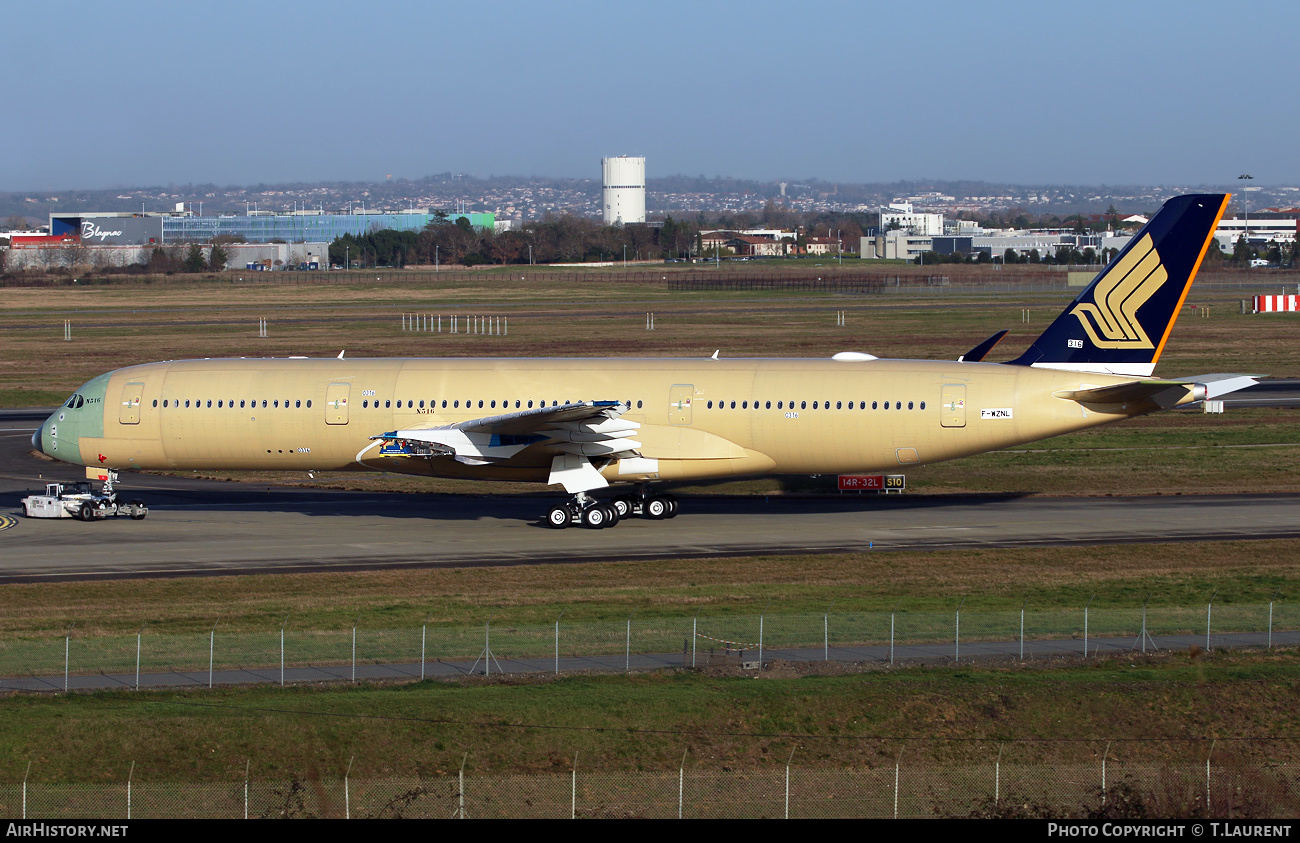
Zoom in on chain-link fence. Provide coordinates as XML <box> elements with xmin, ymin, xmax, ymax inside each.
<box><xmin>2</xmin><ymin>600</ymin><xmax>1297</xmax><ymax>691</ymax></box>
<box><xmin>1</xmin><ymin>755</ymin><xmax>1294</xmax><ymax>818</ymax></box>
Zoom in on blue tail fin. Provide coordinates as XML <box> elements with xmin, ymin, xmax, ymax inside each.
<box><xmin>1007</xmin><ymin>193</ymin><xmax>1229</xmax><ymax>376</ymax></box>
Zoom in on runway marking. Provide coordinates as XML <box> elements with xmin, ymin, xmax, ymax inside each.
<box><xmin>0</xmin><ymin>515</ymin><xmax>17</xmax><ymax>532</ymax></box>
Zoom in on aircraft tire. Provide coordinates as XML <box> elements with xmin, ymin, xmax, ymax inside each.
<box><xmin>644</xmin><ymin>497</ymin><xmax>668</xmax><ymax>520</ymax></box>
<box><xmin>665</xmin><ymin>497</ymin><xmax>679</xmax><ymax>518</ymax></box>
<box><xmin>611</xmin><ymin>497</ymin><xmax>632</xmax><ymax>519</ymax></box>
<box><xmin>582</xmin><ymin>506</ymin><xmax>609</xmax><ymax>529</ymax></box>
<box><xmin>545</xmin><ymin>506</ymin><xmax>571</xmax><ymax>529</ymax></box>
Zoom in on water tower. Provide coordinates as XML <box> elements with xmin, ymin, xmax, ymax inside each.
<box><xmin>601</xmin><ymin>156</ymin><xmax>645</xmax><ymax>225</ymax></box>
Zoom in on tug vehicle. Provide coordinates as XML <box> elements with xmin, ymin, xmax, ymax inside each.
<box><xmin>20</xmin><ymin>468</ymin><xmax>147</xmax><ymax>521</ymax></box>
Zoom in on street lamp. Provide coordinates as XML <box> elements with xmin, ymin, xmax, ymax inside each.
<box><xmin>1238</xmin><ymin>174</ymin><xmax>1254</xmax><ymax>262</ymax></box>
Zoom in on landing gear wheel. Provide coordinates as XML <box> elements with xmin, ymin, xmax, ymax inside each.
<box><xmin>611</xmin><ymin>497</ymin><xmax>632</xmax><ymax>519</ymax></box>
<box><xmin>665</xmin><ymin>496</ymin><xmax>679</xmax><ymax>518</ymax></box>
<box><xmin>582</xmin><ymin>505</ymin><xmax>610</xmax><ymax>529</ymax></box>
<box><xmin>78</xmin><ymin>503</ymin><xmax>94</xmax><ymax>522</ymax></box>
<box><xmin>546</xmin><ymin>505</ymin><xmax>571</xmax><ymax>529</ymax></box>
<box><xmin>644</xmin><ymin>497</ymin><xmax>669</xmax><ymax>520</ymax></box>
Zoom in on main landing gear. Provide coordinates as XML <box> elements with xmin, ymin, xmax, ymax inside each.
<box><xmin>544</xmin><ymin>488</ymin><xmax>679</xmax><ymax>529</ymax></box>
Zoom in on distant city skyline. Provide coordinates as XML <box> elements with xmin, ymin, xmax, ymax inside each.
<box><xmin>4</xmin><ymin>1</ymin><xmax>1297</xmax><ymax>191</ymax></box>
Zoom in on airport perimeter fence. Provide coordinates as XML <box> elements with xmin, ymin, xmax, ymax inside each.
<box><xmin>1</xmin><ymin>757</ymin><xmax>1292</xmax><ymax>818</ymax></box>
<box><xmin>3</xmin><ymin>600</ymin><xmax>1298</xmax><ymax>690</ymax></box>
<box><xmin>4</xmin><ymin>265</ymin><xmax>1293</xmax><ymax>293</ymax></box>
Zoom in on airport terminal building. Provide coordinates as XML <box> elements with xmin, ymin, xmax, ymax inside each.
<box><xmin>50</xmin><ymin>209</ymin><xmax>495</xmax><ymax>247</ymax></box>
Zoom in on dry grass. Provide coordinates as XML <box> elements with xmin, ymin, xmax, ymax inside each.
<box><xmin>1</xmin><ymin>539</ymin><xmax>1296</xmax><ymax>636</ymax></box>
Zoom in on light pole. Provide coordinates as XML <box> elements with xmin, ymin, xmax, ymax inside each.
<box><xmin>1238</xmin><ymin>174</ymin><xmax>1254</xmax><ymax>264</ymax></box>
<box><xmin>837</xmin><ymin>229</ymin><xmax>842</xmax><ymax>265</ymax></box>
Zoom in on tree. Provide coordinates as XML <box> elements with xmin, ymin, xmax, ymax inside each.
<box><xmin>209</xmin><ymin>244</ymin><xmax>228</xmax><ymax>271</ymax></box>
<box><xmin>183</xmin><ymin>244</ymin><xmax>206</xmax><ymax>273</ymax></box>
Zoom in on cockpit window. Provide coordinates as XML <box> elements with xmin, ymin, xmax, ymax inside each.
<box><xmin>65</xmin><ymin>394</ymin><xmax>84</xmax><ymax>409</ymax></box>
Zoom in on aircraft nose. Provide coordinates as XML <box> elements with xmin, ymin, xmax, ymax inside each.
<box><xmin>31</xmin><ymin>423</ymin><xmax>42</xmax><ymax>451</ymax></box>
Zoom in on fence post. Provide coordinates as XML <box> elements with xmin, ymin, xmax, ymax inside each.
<box><xmin>626</xmin><ymin>614</ymin><xmax>633</xmax><ymax>672</ymax></box>
<box><xmin>22</xmin><ymin>761</ymin><xmax>30</xmax><ymax>819</ymax></box>
<box><xmin>555</xmin><ymin>609</ymin><xmax>566</xmax><ymax>675</ymax></box>
<box><xmin>135</xmin><ymin>623</ymin><xmax>148</xmax><ymax>691</ymax></box>
<box><xmin>1207</xmin><ymin>589</ymin><xmax>1218</xmax><ymax>652</ymax></box>
<box><xmin>890</xmin><ymin>599</ymin><xmax>901</xmax><ymax>665</ymax></box>
<box><xmin>678</xmin><ymin>749</ymin><xmax>688</xmax><ymax>819</ymax></box>
<box><xmin>126</xmin><ymin>761</ymin><xmax>134</xmax><ymax>820</ymax></box>
<box><xmin>571</xmin><ymin>753</ymin><xmax>578</xmax><ymax>820</ymax></box>
<box><xmin>692</xmin><ymin>609</ymin><xmax>700</xmax><ymax>668</ymax></box>
<box><xmin>345</xmin><ymin>756</ymin><xmax>354</xmax><ymax>819</ymax></box>
<box><xmin>995</xmin><ymin>743</ymin><xmax>1004</xmax><ymax>806</ymax></box>
<box><xmin>785</xmin><ymin>746</ymin><xmax>796</xmax><ymax>819</ymax></box>
<box><xmin>209</xmin><ymin>619</ymin><xmax>218</xmax><ymax>688</ymax></box>
<box><xmin>1102</xmin><ymin>741</ymin><xmax>1111</xmax><ymax>805</ymax></box>
<box><xmin>1084</xmin><ymin>594</ymin><xmax>1095</xmax><ymax>659</ymax></box>
<box><xmin>1206</xmin><ymin>739</ymin><xmax>1215</xmax><ymax>812</ymax></box>
<box><xmin>456</xmin><ymin>753</ymin><xmax>468</xmax><ymax>819</ymax></box>
<box><xmin>1269</xmin><ymin>590</ymin><xmax>1280</xmax><ymax>649</ymax></box>
<box><xmin>1019</xmin><ymin>600</ymin><xmax>1026</xmax><ymax>660</ymax></box>
<box><xmin>894</xmin><ymin>748</ymin><xmax>904</xmax><ymax>819</ymax></box>
<box><xmin>955</xmin><ymin>596</ymin><xmax>965</xmax><ymax>662</ymax></box>
<box><xmin>280</xmin><ymin>617</ymin><xmax>287</xmax><ymax>686</ymax></box>
<box><xmin>244</xmin><ymin>760</ymin><xmax>250</xmax><ymax>820</ymax></box>
<box><xmin>65</xmin><ymin>624</ymin><xmax>74</xmax><ymax>693</ymax></box>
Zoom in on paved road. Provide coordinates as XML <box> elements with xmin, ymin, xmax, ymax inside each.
<box><xmin>2</xmin><ymin>400</ymin><xmax>1299</xmax><ymax>582</ymax></box>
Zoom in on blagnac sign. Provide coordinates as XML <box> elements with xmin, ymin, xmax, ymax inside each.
<box><xmin>80</xmin><ymin>222</ymin><xmax>124</xmax><ymax>242</ymax></box>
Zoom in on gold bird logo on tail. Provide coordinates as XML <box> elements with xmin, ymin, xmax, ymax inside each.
<box><xmin>1068</xmin><ymin>233</ymin><xmax>1166</xmax><ymax>349</ymax></box>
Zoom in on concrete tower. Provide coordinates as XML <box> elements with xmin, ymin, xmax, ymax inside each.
<box><xmin>601</xmin><ymin>156</ymin><xmax>645</xmax><ymax>225</ymax></box>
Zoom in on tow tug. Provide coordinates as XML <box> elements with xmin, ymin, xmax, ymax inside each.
<box><xmin>20</xmin><ymin>468</ymin><xmax>148</xmax><ymax>521</ymax></box>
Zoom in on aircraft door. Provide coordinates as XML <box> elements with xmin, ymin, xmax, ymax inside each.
<box><xmin>669</xmin><ymin>384</ymin><xmax>694</xmax><ymax>425</ymax></box>
<box><xmin>940</xmin><ymin>384</ymin><xmax>966</xmax><ymax>428</ymax></box>
<box><xmin>119</xmin><ymin>382</ymin><xmax>145</xmax><ymax>425</ymax></box>
<box><xmin>326</xmin><ymin>383</ymin><xmax>350</xmax><ymax>425</ymax></box>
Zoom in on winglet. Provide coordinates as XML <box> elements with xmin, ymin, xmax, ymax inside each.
<box><xmin>959</xmin><ymin>330</ymin><xmax>1009</xmax><ymax>363</ymax></box>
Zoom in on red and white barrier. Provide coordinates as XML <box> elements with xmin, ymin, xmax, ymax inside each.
<box><xmin>1254</xmin><ymin>295</ymin><xmax>1299</xmax><ymax>313</ymax></box>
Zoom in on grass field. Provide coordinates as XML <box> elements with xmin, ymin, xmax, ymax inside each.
<box><xmin>4</xmin><ymin>269</ymin><xmax>1300</xmax><ymax>787</ymax></box>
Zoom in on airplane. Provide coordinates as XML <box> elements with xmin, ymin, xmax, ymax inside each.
<box><xmin>32</xmin><ymin>193</ymin><xmax>1258</xmax><ymax>529</ymax></box>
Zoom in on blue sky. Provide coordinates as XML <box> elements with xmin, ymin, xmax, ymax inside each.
<box><xmin>4</xmin><ymin>0</ymin><xmax>1295</xmax><ymax>190</ymax></box>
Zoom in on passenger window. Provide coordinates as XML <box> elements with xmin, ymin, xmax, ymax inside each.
<box><xmin>813</xmin><ymin>401</ymin><xmax>819</xmax><ymax>409</ymax></box>
<box><xmin>454</xmin><ymin>400</ymin><xmax>460</xmax><ymax>408</ymax></box>
<box><xmin>836</xmin><ymin>401</ymin><xmax>842</xmax><ymax>409</ymax></box>
<box><xmin>800</xmin><ymin>401</ymin><xmax>806</xmax><ymax>409</ymax></box>
<box><xmin>490</xmin><ymin>400</ymin><xmax>496</xmax><ymax>408</ymax></box>
<box><xmin>306</xmin><ymin>400</ymin><xmax>312</xmax><ymax>408</ymax></box>
<box><xmin>908</xmin><ymin>401</ymin><xmax>914</xmax><ymax>410</ymax></box>
<box><xmin>295</xmin><ymin>400</ymin><xmax>301</xmax><ymax>408</ymax></box>
<box><xmin>895</xmin><ymin>401</ymin><xmax>901</xmax><ymax>410</ymax></box>
<box><xmin>920</xmin><ymin>401</ymin><xmax>926</xmax><ymax>409</ymax></box>
<box><xmin>707</xmin><ymin>401</ymin><xmax>714</xmax><ymax>409</ymax></box>
<box><xmin>419</xmin><ymin>400</ymin><xmax>425</xmax><ymax>408</ymax></box>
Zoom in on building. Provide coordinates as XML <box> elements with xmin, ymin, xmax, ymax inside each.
<box><xmin>601</xmin><ymin>156</ymin><xmax>646</xmax><ymax>225</ymax></box>
<box><xmin>879</xmin><ymin>202</ymin><xmax>944</xmax><ymax>236</ymax></box>
<box><xmin>47</xmin><ymin>209</ymin><xmax>494</xmax><ymax>247</ymax></box>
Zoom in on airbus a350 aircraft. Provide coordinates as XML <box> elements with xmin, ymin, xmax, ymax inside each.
<box><xmin>33</xmin><ymin>193</ymin><xmax>1258</xmax><ymax>528</ymax></box>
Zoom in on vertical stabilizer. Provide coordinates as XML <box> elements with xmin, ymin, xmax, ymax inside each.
<box><xmin>1007</xmin><ymin>193</ymin><xmax>1229</xmax><ymax>376</ymax></box>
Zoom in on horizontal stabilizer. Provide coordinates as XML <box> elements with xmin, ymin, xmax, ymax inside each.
<box><xmin>1055</xmin><ymin>373</ymin><xmax>1261</xmax><ymax>410</ymax></box>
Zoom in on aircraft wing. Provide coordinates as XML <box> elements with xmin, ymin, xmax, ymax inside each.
<box><xmin>1054</xmin><ymin>373</ymin><xmax>1261</xmax><ymax>410</ymax></box>
<box><xmin>360</xmin><ymin>401</ymin><xmax>642</xmax><ymax>466</ymax></box>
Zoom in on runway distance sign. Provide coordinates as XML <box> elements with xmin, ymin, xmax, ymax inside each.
<box><xmin>838</xmin><ymin>474</ymin><xmax>905</xmax><ymax>491</ymax></box>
